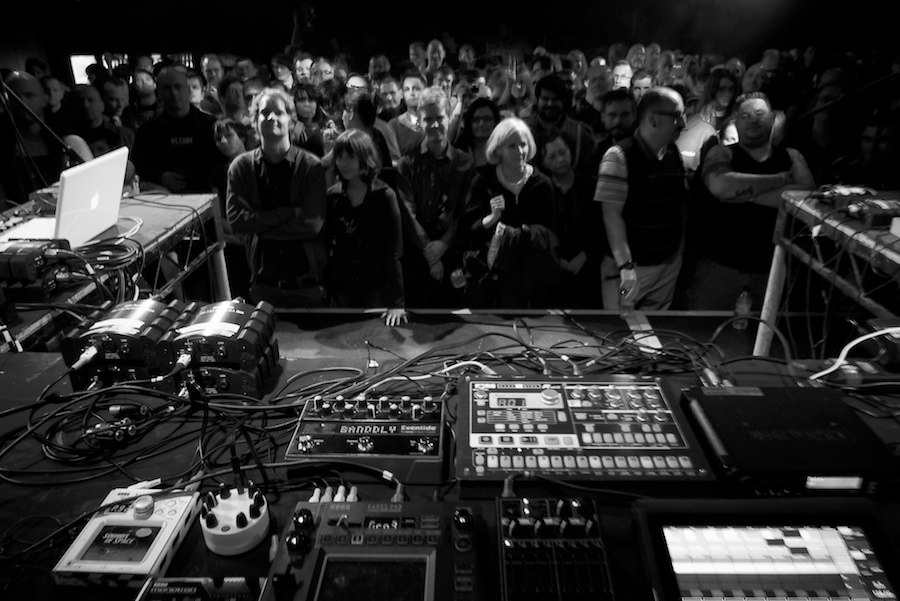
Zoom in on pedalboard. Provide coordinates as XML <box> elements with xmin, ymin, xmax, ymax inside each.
<box><xmin>52</xmin><ymin>487</ymin><xmax>200</xmax><ymax>588</ymax></box>
<box><xmin>263</xmin><ymin>500</ymin><xmax>491</xmax><ymax>601</ymax></box>
<box><xmin>455</xmin><ymin>375</ymin><xmax>713</xmax><ymax>490</ymax></box>
<box><xmin>285</xmin><ymin>394</ymin><xmax>446</xmax><ymax>484</ymax></box>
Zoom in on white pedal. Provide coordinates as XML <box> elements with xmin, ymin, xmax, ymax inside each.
<box><xmin>200</xmin><ymin>485</ymin><xmax>270</xmax><ymax>556</ymax></box>
<box><xmin>52</xmin><ymin>487</ymin><xmax>200</xmax><ymax>588</ymax></box>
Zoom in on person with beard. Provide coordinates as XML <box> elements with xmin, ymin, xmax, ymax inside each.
<box><xmin>683</xmin><ymin>91</ymin><xmax>814</xmax><ymax>310</ymax></box>
<box><xmin>526</xmin><ymin>74</ymin><xmax>597</xmax><ymax>177</ymax></box>
<box><xmin>595</xmin><ymin>88</ymin><xmax>637</xmax><ymax>159</ymax></box>
<box><xmin>594</xmin><ymin>87</ymin><xmax>689</xmax><ymax>311</ymax></box>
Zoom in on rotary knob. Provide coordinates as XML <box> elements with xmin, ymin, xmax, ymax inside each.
<box><xmin>132</xmin><ymin>495</ymin><xmax>155</xmax><ymax>519</ymax></box>
<box><xmin>357</xmin><ymin>436</ymin><xmax>374</xmax><ymax>453</ymax></box>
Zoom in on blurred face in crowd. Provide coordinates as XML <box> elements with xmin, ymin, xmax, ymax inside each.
<box><xmin>294</xmin><ymin>89</ymin><xmax>317</xmax><ymax>121</ymax></box>
<box><xmin>156</xmin><ymin>68</ymin><xmax>191</xmax><ymax>117</ymax></box>
<box><xmin>734</xmin><ymin>96</ymin><xmax>774</xmax><ymax>149</ymax></box>
<box><xmin>310</xmin><ymin>60</ymin><xmax>334</xmax><ymax>86</ymax></box>
<box><xmin>631</xmin><ymin>75</ymin><xmax>652</xmax><ymax>101</ymax></box>
<box><xmin>71</xmin><ymin>84</ymin><xmax>106</xmax><ymax>126</ymax></box>
<box><xmin>43</xmin><ymin>77</ymin><xmax>66</xmax><ymax>110</ymax></box>
<box><xmin>613</xmin><ymin>62</ymin><xmax>633</xmax><ymax>90</ymax></box>
<box><xmin>214</xmin><ymin>123</ymin><xmax>245</xmax><ymax>158</ymax></box>
<box><xmin>470</xmin><ymin>106</ymin><xmax>497</xmax><ymax>141</ymax></box>
<box><xmin>378</xmin><ymin>80</ymin><xmax>401</xmax><ymax>110</ymax></box>
<box><xmin>203</xmin><ymin>57</ymin><xmax>223</xmax><ymax>87</ymax></box>
<box><xmin>102</xmin><ymin>81</ymin><xmax>129</xmax><ymax>117</ymax></box>
<box><xmin>420</xmin><ymin>101</ymin><xmax>450</xmax><ymax>149</ymax></box>
<box><xmin>541</xmin><ymin>136</ymin><xmax>572</xmax><ymax>177</ymax></box>
<box><xmin>536</xmin><ymin>87</ymin><xmax>564</xmax><ymax>123</ymax></box>
<box><xmin>256</xmin><ymin>93</ymin><xmax>293</xmax><ymax>142</ymax></box>
<box><xmin>601</xmin><ymin>98</ymin><xmax>635</xmax><ymax>140</ymax></box>
<box><xmin>402</xmin><ymin>75</ymin><xmax>424</xmax><ymax>111</ymax></box>
<box><xmin>335</xmin><ymin>150</ymin><xmax>363</xmax><ymax>181</ymax></box>
<box><xmin>498</xmin><ymin>129</ymin><xmax>529</xmax><ymax>172</ymax></box>
<box><xmin>294</xmin><ymin>58</ymin><xmax>313</xmax><ymax>83</ymax></box>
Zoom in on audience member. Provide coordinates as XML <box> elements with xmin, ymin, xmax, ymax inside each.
<box><xmin>68</xmin><ymin>84</ymin><xmax>135</xmax><ymax>156</ymax></box>
<box><xmin>538</xmin><ymin>133</ymin><xmax>603</xmax><ymax>308</ymax></box>
<box><xmin>594</xmin><ymin>87</ymin><xmax>688</xmax><ymax>310</ymax></box>
<box><xmin>453</xmin><ymin>96</ymin><xmax>501</xmax><ymax>169</ymax></box>
<box><xmin>325</xmin><ymin>129</ymin><xmax>406</xmax><ymax>325</ymax></box>
<box><xmin>527</xmin><ymin>75</ymin><xmax>597</xmax><ymax>176</ymax></box>
<box><xmin>389</xmin><ymin>70</ymin><xmax>427</xmax><ymax>156</ymax></box>
<box><xmin>684</xmin><ymin>91</ymin><xmax>815</xmax><ymax>310</ymax></box>
<box><xmin>0</xmin><ymin>71</ymin><xmax>91</xmax><ymax>208</ymax></box>
<box><xmin>227</xmin><ymin>87</ymin><xmax>328</xmax><ymax>308</ymax></box>
<box><xmin>131</xmin><ymin>66</ymin><xmax>219</xmax><ymax>193</ymax></box>
<box><xmin>211</xmin><ymin>117</ymin><xmax>252</xmax><ymax>299</ymax></box>
<box><xmin>460</xmin><ymin>117</ymin><xmax>559</xmax><ymax>308</ymax></box>
<box><xmin>396</xmin><ymin>86</ymin><xmax>476</xmax><ymax>307</ymax></box>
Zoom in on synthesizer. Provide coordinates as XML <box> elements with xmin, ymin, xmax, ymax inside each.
<box><xmin>455</xmin><ymin>375</ymin><xmax>713</xmax><ymax>488</ymax></box>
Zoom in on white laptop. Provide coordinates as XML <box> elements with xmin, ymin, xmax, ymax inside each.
<box><xmin>0</xmin><ymin>146</ymin><xmax>129</xmax><ymax>248</ymax></box>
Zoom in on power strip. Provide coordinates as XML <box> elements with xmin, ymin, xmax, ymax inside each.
<box><xmin>200</xmin><ymin>485</ymin><xmax>270</xmax><ymax>556</ymax></box>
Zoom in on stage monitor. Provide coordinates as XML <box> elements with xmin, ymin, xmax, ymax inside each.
<box><xmin>634</xmin><ymin>498</ymin><xmax>900</xmax><ymax>601</ymax></box>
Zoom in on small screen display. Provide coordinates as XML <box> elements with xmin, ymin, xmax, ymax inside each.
<box><xmin>80</xmin><ymin>524</ymin><xmax>161</xmax><ymax>563</ymax></box>
<box><xmin>364</xmin><ymin>517</ymin><xmax>401</xmax><ymax>529</ymax></box>
<box><xmin>494</xmin><ymin>397</ymin><xmax>526</xmax><ymax>408</ymax></box>
<box><xmin>661</xmin><ymin>524</ymin><xmax>897</xmax><ymax>601</ymax></box>
<box><xmin>315</xmin><ymin>557</ymin><xmax>428</xmax><ymax>601</ymax></box>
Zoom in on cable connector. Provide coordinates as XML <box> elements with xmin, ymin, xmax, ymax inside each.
<box><xmin>390</xmin><ymin>482</ymin><xmax>405</xmax><ymax>503</ymax></box>
<box><xmin>70</xmin><ymin>344</ymin><xmax>99</xmax><ymax>370</ymax></box>
<box><xmin>501</xmin><ymin>474</ymin><xmax>517</xmax><ymax>498</ymax></box>
<box><xmin>308</xmin><ymin>487</ymin><xmax>322</xmax><ymax>503</ymax></box>
<box><xmin>320</xmin><ymin>486</ymin><xmax>334</xmax><ymax>503</ymax></box>
<box><xmin>346</xmin><ymin>485</ymin><xmax>359</xmax><ymax>502</ymax></box>
<box><xmin>333</xmin><ymin>485</ymin><xmax>347</xmax><ymax>502</ymax></box>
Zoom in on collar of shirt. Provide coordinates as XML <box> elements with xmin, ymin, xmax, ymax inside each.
<box><xmin>634</xmin><ymin>130</ymin><xmax>667</xmax><ymax>161</ymax></box>
<box><xmin>418</xmin><ymin>138</ymin><xmax>454</xmax><ymax>159</ymax></box>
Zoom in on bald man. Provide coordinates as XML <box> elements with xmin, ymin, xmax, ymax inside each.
<box><xmin>0</xmin><ymin>71</ymin><xmax>91</xmax><ymax>207</ymax></box>
<box><xmin>131</xmin><ymin>66</ymin><xmax>218</xmax><ymax>193</ymax></box>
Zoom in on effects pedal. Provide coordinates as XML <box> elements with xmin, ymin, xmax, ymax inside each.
<box><xmin>52</xmin><ymin>487</ymin><xmax>200</xmax><ymax>588</ymax></box>
<box><xmin>200</xmin><ymin>483</ymin><xmax>271</xmax><ymax>556</ymax></box>
<box><xmin>284</xmin><ymin>393</ymin><xmax>446</xmax><ymax>484</ymax></box>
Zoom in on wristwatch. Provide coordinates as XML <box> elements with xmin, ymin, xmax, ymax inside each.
<box><xmin>617</xmin><ymin>260</ymin><xmax>635</xmax><ymax>271</ymax></box>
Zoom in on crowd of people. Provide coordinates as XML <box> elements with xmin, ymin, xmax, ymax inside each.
<box><xmin>1</xmin><ymin>35</ymin><xmax>899</xmax><ymax>324</ymax></box>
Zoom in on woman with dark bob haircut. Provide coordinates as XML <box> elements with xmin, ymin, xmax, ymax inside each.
<box><xmin>323</xmin><ymin>129</ymin><xmax>406</xmax><ymax>326</ymax></box>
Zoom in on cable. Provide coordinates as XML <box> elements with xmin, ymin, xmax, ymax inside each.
<box><xmin>808</xmin><ymin>326</ymin><xmax>900</xmax><ymax>381</ymax></box>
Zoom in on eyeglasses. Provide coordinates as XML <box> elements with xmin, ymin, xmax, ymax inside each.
<box><xmin>654</xmin><ymin>110</ymin><xmax>685</xmax><ymax>122</ymax></box>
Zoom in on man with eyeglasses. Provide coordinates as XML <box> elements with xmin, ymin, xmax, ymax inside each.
<box><xmin>594</xmin><ymin>87</ymin><xmax>688</xmax><ymax>311</ymax></box>
<box><xmin>683</xmin><ymin>91</ymin><xmax>814</xmax><ymax>310</ymax></box>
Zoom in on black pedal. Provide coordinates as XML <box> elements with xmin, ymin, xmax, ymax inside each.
<box><xmin>284</xmin><ymin>393</ymin><xmax>446</xmax><ymax>484</ymax></box>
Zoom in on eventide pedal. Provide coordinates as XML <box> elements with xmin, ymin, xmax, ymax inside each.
<box><xmin>52</xmin><ymin>487</ymin><xmax>200</xmax><ymax>588</ymax></box>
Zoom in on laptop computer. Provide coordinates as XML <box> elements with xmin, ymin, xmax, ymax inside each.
<box><xmin>0</xmin><ymin>145</ymin><xmax>129</xmax><ymax>248</ymax></box>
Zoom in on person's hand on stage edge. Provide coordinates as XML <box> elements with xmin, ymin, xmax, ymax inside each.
<box><xmin>382</xmin><ymin>309</ymin><xmax>408</xmax><ymax>327</ymax></box>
